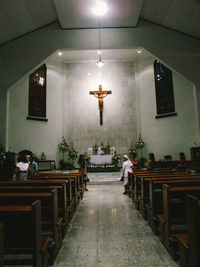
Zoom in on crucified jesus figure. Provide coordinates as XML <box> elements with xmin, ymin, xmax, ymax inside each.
<box><xmin>89</xmin><ymin>85</ymin><xmax>112</xmax><ymax>125</ymax></box>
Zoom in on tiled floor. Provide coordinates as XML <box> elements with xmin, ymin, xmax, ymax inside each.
<box><xmin>53</xmin><ymin>181</ymin><xmax>178</xmax><ymax>267</ymax></box>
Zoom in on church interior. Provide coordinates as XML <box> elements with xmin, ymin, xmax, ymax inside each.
<box><xmin>1</xmin><ymin>0</ymin><xmax>200</xmax><ymax>266</ymax></box>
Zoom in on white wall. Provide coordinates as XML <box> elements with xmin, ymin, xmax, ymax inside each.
<box><xmin>62</xmin><ymin>62</ymin><xmax>138</xmax><ymax>155</ymax></box>
<box><xmin>7</xmin><ymin>59</ymin><xmax>63</xmax><ymax>164</ymax></box>
<box><xmin>136</xmin><ymin>57</ymin><xmax>199</xmax><ymax>160</ymax></box>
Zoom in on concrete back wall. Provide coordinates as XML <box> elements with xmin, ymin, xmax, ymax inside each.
<box><xmin>63</xmin><ymin>62</ymin><xmax>138</xmax><ymax>155</ymax></box>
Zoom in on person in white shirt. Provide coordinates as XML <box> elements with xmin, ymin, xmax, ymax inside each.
<box><xmin>122</xmin><ymin>155</ymin><xmax>133</xmax><ymax>194</ymax></box>
<box><xmin>15</xmin><ymin>154</ymin><xmax>30</xmax><ymax>180</ymax></box>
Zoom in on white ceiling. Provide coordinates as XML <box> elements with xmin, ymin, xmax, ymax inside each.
<box><xmin>0</xmin><ymin>0</ymin><xmax>199</xmax><ymax>45</ymax></box>
<box><xmin>53</xmin><ymin>0</ymin><xmax>143</xmax><ymax>28</ymax></box>
<box><xmin>0</xmin><ymin>0</ymin><xmax>57</xmax><ymax>45</ymax></box>
<box><xmin>50</xmin><ymin>48</ymin><xmax>150</xmax><ymax>63</ymax></box>
<box><xmin>141</xmin><ymin>0</ymin><xmax>200</xmax><ymax>39</ymax></box>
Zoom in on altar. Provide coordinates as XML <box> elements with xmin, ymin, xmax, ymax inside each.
<box><xmin>90</xmin><ymin>155</ymin><xmax>113</xmax><ymax>165</ymax></box>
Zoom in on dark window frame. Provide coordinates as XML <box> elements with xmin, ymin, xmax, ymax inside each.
<box><xmin>26</xmin><ymin>64</ymin><xmax>48</xmax><ymax>122</ymax></box>
<box><xmin>154</xmin><ymin>60</ymin><xmax>177</xmax><ymax>119</ymax></box>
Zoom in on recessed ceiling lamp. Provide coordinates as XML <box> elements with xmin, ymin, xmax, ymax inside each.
<box><xmin>137</xmin><ymin>49</ymin><xmax>142</xmax><ymax>54</ymax></box>
<box><xmin>93</xmin><ymin>1</ymin><xmax>108</xmax><ymax>16</ymax></box>
<box><xmin>58</xmin><ymin>51</ymin><xmax>62</xmax><ymax>56</ymax></box>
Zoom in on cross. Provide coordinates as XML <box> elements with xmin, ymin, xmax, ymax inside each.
<box><xmin>89</xmin><ymin>85</ymin><xmax>112</xmax><ymax>125</ymax></box>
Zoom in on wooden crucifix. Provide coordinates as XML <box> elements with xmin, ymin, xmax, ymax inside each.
<box><xmin>89</xmin><ymin>85</ymin><xmax>112</xmax><ymax>125</ymax></box>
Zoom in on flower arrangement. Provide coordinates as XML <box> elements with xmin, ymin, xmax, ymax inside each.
<box><xmin>68</xmin><ymin>145</ymin><xmax>78</xmax><ymax>160</ymax></box>
<box><xmin>112</xmin><ymin>152</ymin><xmax>121</xmax><ymax>161</ymax></box>
<box><xmin>58</xmin><ymin>136</ymin><xmax>69</xmax><ymax>157</ymax></box>
<box><xmin>84</xmin><ymin>152</ymin><xmax>90</xmax><ymax>161</ymax></box>
<box><xmin>112</xmin><ymin>152</ymin><xmax>121</xmax><ymax>167</ymax></box>
<box><xmin>134</xmin><ymin>134</ymin><xmax>145</xmax><ymax>150</ymax></box>
<box><xmin>128</xmin><ymin>141</ymin><xmax>136</xmax><ymax>156</ymax></box>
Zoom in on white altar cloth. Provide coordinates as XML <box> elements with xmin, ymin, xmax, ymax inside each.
<box><xmin>90</xmin><ymin>155</ymin><xmax>112</xmax><ymax>165</ymax></box>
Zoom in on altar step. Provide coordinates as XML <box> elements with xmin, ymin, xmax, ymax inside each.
<box><xmin>88</xmin><ymin>181</ymin><xmax>122</xmax><ymax>185</ymax></box>
<box><xmin>87</xmin><ymin>172</ymin><xmax>122</xmax><ymax>184</ymax></box>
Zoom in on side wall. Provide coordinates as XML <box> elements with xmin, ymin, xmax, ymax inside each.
<box><xmin>136</xmin><ymin>57</ymin><xmax>199</xmax><ymax>160</ymax></box>
<box><xmin>7</xmin><ymin>59</ymin><xmax>63</xmax><ymax>164</ymax></box>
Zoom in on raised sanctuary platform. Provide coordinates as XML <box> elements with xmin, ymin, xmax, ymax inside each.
<box><xmin>90</xmin><ymin>155</ymin><xmax>112</xmax><ymax>165</ymax></box>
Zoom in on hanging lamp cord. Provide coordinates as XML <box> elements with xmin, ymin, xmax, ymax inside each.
<box><xmin>99</xmin><ymin>16</ymin><xmax>101</xmax><ymax>54</ymax></box>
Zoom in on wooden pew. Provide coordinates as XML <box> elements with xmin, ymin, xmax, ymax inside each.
<box><xmin>129</xmin><ymin>170</ymin><xmax>182</xmax><ymax>204</ymax></box>
<box><xmin>35</xmin><ymin>172</ymin><xmax>84</xmax><ymax>195</ymax></box>
<box><xmin>0</xmin><ymin>184</ymin><xmax>69</xmax><ymax>236</ymax></box>
<box><xmin>0</xmin><ymin>179</ymin><xmax>73</xmax><ymax>226</ymax></box>
<box><xmin>0</xmin><ymin>189</ymin><xmax>62</xmax><ymax>264</ymax></box>
<box><xmin>0</xmin><ymin>223</ymin><xmax>3</xmax><ymax>267</ymax></box>
<box><xmin>33</xmin><ymin>174</ymin><xmax>81</xmax><ymax>212</ymax></box>
<box><xmin>161</xmin><ymin>185</ymin><xmax>200</xmax><ymax>259</ymax></box>
<box><xmin>177</xmin><ymin>195</ymin><xmax>200</xmax><ymax>267</ymax></box>
<box><xmin>132</xmin><ymin>171</ymin><xmax>186</xmax><ymax>209</ymax></box>
<box><xmin>140</xmin><ymin>173</ymin><xmax>193</xmax><ymax>214</ymax></box>
<box><xmin>140</xmin><ymin>174</ymin><xmax>200</xmax><ymax>217</ymax></box>
<box><xmin>147</xmin><ymin>177</ymin><xmax>200</xmax><ymax>232</ymax></box>
<box><xmin>0</xmin><ymin>201</ymin><xmax>50</xmax><ymax>267</ymax></box>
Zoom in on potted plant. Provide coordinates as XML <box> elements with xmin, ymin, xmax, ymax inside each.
<box><xmin>58</xmin><ymin>136</ymin><xmax>69</xmax><ymax>169</ymax></box>
<box><xmin>68</xmin><ymin>145</ymin><xmax>78</xmax><ymax>169</ymax></box>
<box><xmin>134</xmin><ymin>134</ymin><xmax>147</xmax><ymax>168</ymax></box>
<box><xmin>40</xmin><ymin>152</ymin><xmax>46</xmax><ymax>160</ymax></box>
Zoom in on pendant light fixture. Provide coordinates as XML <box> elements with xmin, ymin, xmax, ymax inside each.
<box><xmin>93</xmin><ymin>1</ymin><xmax>108</xmax><ymax>68</ymax></box>
<box><xmin>96</xmin><ymin>16</ymin><xmax>104</xmax><ymax>68</ymax></box>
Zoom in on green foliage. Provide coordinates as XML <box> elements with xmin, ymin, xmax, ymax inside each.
<box><xmin>40</xmin><ymin>152</ymin><xmax>46</xmax><ymax>160</ymax></box>
<box><xmin>84</xmin><ymin>152</ymin><xmax>90</xmax><ymax>161</ymax></box>
<box><xmin>194</xmin><ymin>141</ymin><xmax>200</xmax><ymax>147</ymax></box>
<box><xmin>58</xmin><ymin>136</ymin><xmax>69</xmax><ymax>154</ymax></box>
<box><xmin>68</xmin><ymin>145</ymin><xmax>78</xmax><ymax>160</ymax></box>
<box><xmin>112</xmin><ymin>152</ymin><xmax>121</xmax><ymax>161</ymax></box>
<box><xmin>134</xmin><ymin>134</ymin><xmax>145</xmax><ymax>150</ymax></box>
<box><xmin>59</xmin><ymin>159</ymin><xmax>75</xmax><ymax>170</ymax></box>
<box><xmin>128</xmin><ymin>141</ymin><xmax>136</xmax><ymax>156</ymax></box>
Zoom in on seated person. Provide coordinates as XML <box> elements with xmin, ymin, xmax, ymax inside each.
<box><xmin>131</xmin><ymin>152</ymin><xmax>138</xmax><ymax>168</ymax></box>
<box><xmin>176</xmin><ymin>152</ymin><xmax>187</xmax><ymax>170</ymax></box>
<box><xmin>29</xmin><ymin>155</ymin><xmax>38</xmax><ymax>176</ymax></box>
<box><xmin>15</xmin><ymin>154</ymin><xmax>30</xmax><ymax>180</ymax></box>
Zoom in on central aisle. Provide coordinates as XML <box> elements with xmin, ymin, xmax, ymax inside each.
<box><xmin>53</xmin><ymin>185</ymin><xmax>178</xmax><ymax>267</ymax></box>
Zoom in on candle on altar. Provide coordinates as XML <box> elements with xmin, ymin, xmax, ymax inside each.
<box><xmin>88</xmin><ymin>147</ymin><xmax>93</xmax><ymax>155</ymax></box>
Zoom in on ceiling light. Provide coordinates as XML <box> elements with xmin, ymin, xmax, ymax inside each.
<box><xmin>97</xmin><ymin>57</ymin><xmax>104</xmax><ymax>68</ymax></box>
<box><xmin>98</xmin><ymin>50</ymin><xmax>101</xmax><ymax>55</ymax></box>
<box><xmin>137</xmin><ymin>49</ymin><xmax>142</xmax><ymax>54</ymax></box>
<box><xmin>93</xmin><ymin>1</ymin><xmax>108</xmax><ymax>16</ymax></box>
<box><xmin>58</xmin><ymin>51</ymin><xmax>62</xmax><ymax>56</ymax></box>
